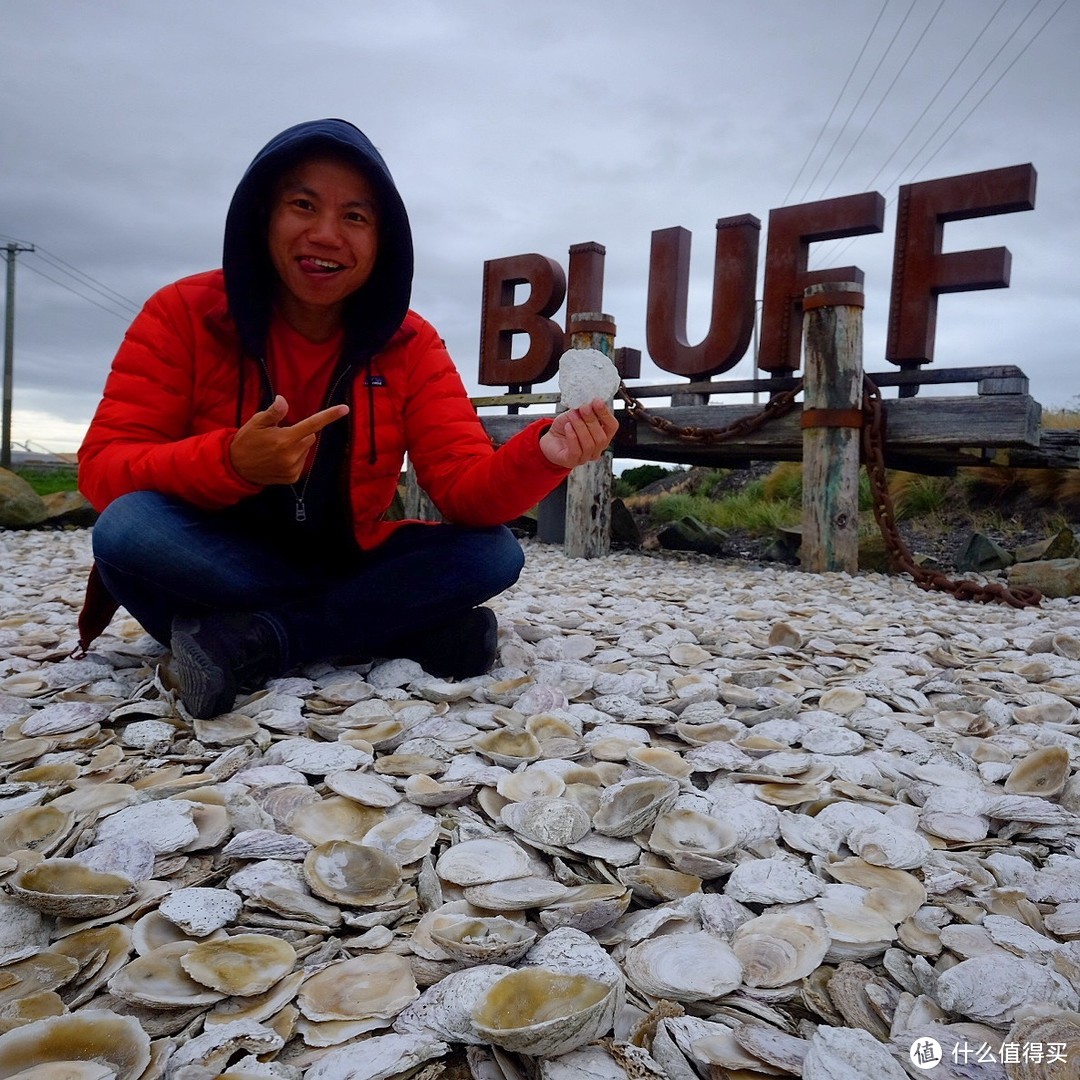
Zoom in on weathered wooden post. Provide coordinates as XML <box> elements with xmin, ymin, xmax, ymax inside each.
<box><xmin>801</xmin><ymin>282</ymin><xmax>864</xmax><ymax>573</ymax></box>
<box><xmin>564</xmin><ymin>312</ymin><xmax>616</xmax><ymax>559</ymax></box>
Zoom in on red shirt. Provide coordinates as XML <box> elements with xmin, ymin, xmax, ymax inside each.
<box><xmin>265</xmin><ymin>313</ymin><xmax>344</xmax><ymax>426</ymax></box>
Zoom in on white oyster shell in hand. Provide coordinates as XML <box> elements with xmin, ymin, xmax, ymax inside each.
<box><xmin>558</xmin><ymin>348</ymin><xmax>620</xmax><ymax>409</ymax></box>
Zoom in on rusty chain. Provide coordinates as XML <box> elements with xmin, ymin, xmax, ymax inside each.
<box><xmin>858</xmin><ymin>376</ymin><xmax>1041</xmax><ymax>608</ymax></box>
<box><xmin>617</xmin><ymin>382</ymin><xmax>804</xmax><ymax>444</ymax></box>
<box><xmin>617</xmin><ymin>379</ymin><xmax>1043</xmax><ymax>609</ymax></box>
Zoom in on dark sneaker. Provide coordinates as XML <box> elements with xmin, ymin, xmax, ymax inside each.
<box><xmin>170</xmin><ymin>613</ymin><xmax>282</xmax><ymax>719</ymax></box>
<box><xmin>402</xmin><ymin>606</ymin><xmax>499</xmax><ymax>680</ymax></box>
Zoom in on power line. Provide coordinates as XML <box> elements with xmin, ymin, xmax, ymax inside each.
<box><xmin>781</xmin><ymin>0</ymin><xmax>892</xmax><ymax>207</ymax></box>
<box><xmin>18</xmin><ymin>259</ymin><xmax>135</xmax><ymax>322</ymax></box>
<box><xmin>859</xmin><ymin>0</ymin><xmax>1010</xmax><ymax>193</ymax></box>
<box><xmin>816</xmin><ymin>0</ymin><xmax>1063</xmax><ymax>271</ymax></box>
<box><xmin>0</xmin><ymin>232</ymin><xmax>141</xmax><ymax>317</ymax></box>
<box><xmin>812</xmin><ymin>0</ymin><xmax>948</xmax><ymax>201</ymax></box>
<box><xmin>32</xmin><ymin>248</ymin><xmax>141</xmax><ymax>314</ymax></box>
<box><xmin>906</xmin><ymin>0</ymin><xmax>1066</xmax><ymax>182</ymax></box>
<box><xmin>793</xmin><ymin>0</ymin><xmax>920</xmax><ymax>205</ymax></box>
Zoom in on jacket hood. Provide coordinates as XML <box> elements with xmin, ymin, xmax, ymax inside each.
<box><xmin>223</xmin><ymin>119</ymin><xmax>413</xmax><ymax>365</ymax></box>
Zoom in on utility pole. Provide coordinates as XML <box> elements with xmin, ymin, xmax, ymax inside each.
<box><xmin>2</xmin><ymin>242</ymin><xmax>34</xmax><ymax>470</ymax></box>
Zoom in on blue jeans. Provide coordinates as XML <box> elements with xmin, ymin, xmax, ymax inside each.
<box><xmin>91</xmin><ymin>491</ymin><xmax>525</xmax><ymax>669</ymax></box>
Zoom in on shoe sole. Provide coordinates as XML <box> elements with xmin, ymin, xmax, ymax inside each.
<box><xmin>171</xmin><ymin>625</ymin><xmax>236</xmax><ymax>720</ymax></box>
<box><xmin>443</xmin><ymin>607</ymin><xmax>499</xmax><ymax>679</ymax></box>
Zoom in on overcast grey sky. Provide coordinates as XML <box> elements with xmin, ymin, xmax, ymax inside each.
<box><xmin>3</xmin><ymin>0</ymin><xmax>1078</xmax><ymax>453</ymax></box>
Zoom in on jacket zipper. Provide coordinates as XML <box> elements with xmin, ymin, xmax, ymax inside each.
<box><xmin>289</xmin><ymin>363</ymin><xmax>354</xmax><ymax>523</ymax></box>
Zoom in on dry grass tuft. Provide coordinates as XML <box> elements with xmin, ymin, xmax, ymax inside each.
<box><xmin>959</xmin><ymin>467</ymin><xmax>1080</xmax><ymax>514</ymax></box>
<box><xmin>1042</xmin><ymin>409</ymin><xmax>1080</xmax><ymax>431</ymax></box>
<box><xmin>761</xmin><ymin>462</ymin><xmax>803</xmax><ymax>502</ymax></box>
<box><xmin>887</xmin><ymin>472</ymin><xmax>953</xmax><ymax>520</ymax></box>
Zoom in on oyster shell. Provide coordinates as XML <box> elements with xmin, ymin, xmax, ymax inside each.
<box><xmin>179</xmin><ymin>933</ymin><xmax>297</xmax><ymax>996</ymax></box>
<box><xmin>303</xmin><ymin>1032</ymin><xmax>447</xmax><ymax>1080</ymax></box>
<box><xmin>303</xmin><ymin>841</ymin><xmax>401</xmax><ymax>907</ymax></box>
<box><xmin>0</xmin><ymin>1010</ymin><xmax>150</xmax><ymax>1080</ymax></box>
<box><xmin>394</xmin><ymin>964</ymin><xmax>513</xmax><ymax>1046</ymax></box>
<box><xmin>648</xmin><ymin>808</ymin><xmax>737</xmax><ymax>877</ymax></box>
<box><xmin>1004</xmin><ymin>746</ymin><xmax>1071</xmax><ymax>796</ymax></box>
<box><xmin>1004</xmin><ymin>1014</ymin><xmax>1080</xmax><ymax>1080</ymax></box>
<box><xmin>0</xmin><ymin>805</ymin><xmax>74</xmax><ymax>857</ymax></box>
<box><xmin>592</xmin><ymin>777</ymin><xmax>680</xmax><ymax>837</ymax></box>
<box><xmin>287</xmin><ymin>795</ymin><xmax>385</xmax><ymax>846</ymax></box>
<box><xmin>623</xmin><ymin>931</ymin><xmax>742</xmax><ymax>1001</ymax></box>
<box><xmin>935</xmin><ymin>955</ymin><xmax>1079</xmax><ymax>1024</ymax></box>
<box><xmin>9</xmin><ymin>860</ymin><xmax>136</xmax><ymax>918</ymax></box>
<box><xmin>324</xmin><ymin>770</ymin><xmax>402</xmax><ymax>808</ymax></box>
<box><xmin>427</xmin><ymin>914</ymin><xmax>537</xmax><ymax>965</ymax></box>
<box><xmin>297</xmin><ymin>953</ymin><xmax>419</xmax><ymax>1022</ymax></box>
<box><xmin>360</xmin><ymin>812</ymin><xmax>440</xmax><ymax>866</ymax></box>
<box><xmin>731</xmin><ymin>903</ymin><xmax>831</xmax><ymax>987</ymax></box>
<box><xmin>471</xmin><ymin>967</ymin><xmax>619</xmax><ymax>1057</ymax></box>
<box><xmin>501</xmin><ymin>797</ymin><xmax>591</xmax><ymax>849</ymax></box>
<box><xmin>435</xmin><ymin>837</ymin><xmax>533</xmax><ymax>886</ymax></box>
<box><xmin>462</xmin><ymin>876</ymin><xmax>570</xmax><ymax>911</ymax></box>
<box><xmin>803</xmin><ymin>1025</ymin><xmax>907</xmax><ymax>1080</ymax></box>
<box><xmin>538</xmin><ymin>884</ymin><xmax>631</xmax><ymax>932</ymax></box>
<box><xmin>107</xmin><ymin>941</ymin><xmax>227</xmax><ymax>1008</ymax></box>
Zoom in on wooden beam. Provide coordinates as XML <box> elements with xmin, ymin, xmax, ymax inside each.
<box><xmin>471</xmin><ymin>365</ymin><xmax>1032</xmax><ymax>411</ymax></box>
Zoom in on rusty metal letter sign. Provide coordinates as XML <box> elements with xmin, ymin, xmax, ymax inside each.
<box><xmin>479</xmin><ymin>254</ymin><xmax>566</xmax><ymax>386</ymax></box>
<box><xmin>758</xmin><ymin>192</ymin><xmax>885</xmax><ymax>374</ymax></box>
<box><xmin>566</xmin><ymin>241</ymin><xmax>606</xmax><ymax>341</ymax></box>
<box><xmin>478</xmin><ymin>243</ymin><xmax>608</xmax><ymax>388</ymax></box>
<box><xmin>477</xmin><ymin>164</ymin><xmax>1036</xmax><ymax>385</ymax></box>
<box><xmin>646</xmin><ymin>215</ymin><xmax>760</xmax><ymax>379</ymax></box>
<box><xmin>886</xmin><ymin>164</ymin><xmax>1037</xmax><ymax>366</ymax></box>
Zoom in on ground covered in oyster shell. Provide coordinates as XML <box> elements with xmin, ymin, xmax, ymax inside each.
<box><xmin>1</xmin><ymin>529</ymin><xmax>1079</xmax><ymax>1080</ymax></box>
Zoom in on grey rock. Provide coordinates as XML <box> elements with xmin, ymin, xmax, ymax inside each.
<box><xmin>0</xmin><ymin>468</ymin><xmax>47</xmax><ymax>528</ymax></box>
<box><xmin>765</xmin><ymin>525</ymin><xmax>802</xmax><ymax>564</ymax></box>
<box><xmin>956</xmin><ymin>531</ymin><xmax>1014</xmax><ymax>573</ymax></box>
<box><xmin>857</xmin><ymin>533</ymin><xmax>894</xmax><ymax>573</ymax></box>
<box><xmin>1007</xmin><ymin>558</ymin><xmax>1080</xmax><ymax>599</ymax></box>
<box><xmin>657</xmin><ymin>515</ymin><xmax>727</xmax><ymax>556</ymax></box>
<box><xmin>43</xmin><ymin>489</ymin><xmax>98</xmax><ymax>527</ymax></box>
<box><xmin>610</xmin><ymin>498</ymin><xmax>640</xmax><ymax>549</ymax></box>
<box><xmin>1014</xmin><ymin>526</ymin><xmax>1078</xmax><ymax>564</ymax></box>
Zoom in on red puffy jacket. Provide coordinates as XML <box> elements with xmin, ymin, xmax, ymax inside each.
<box><xmin>78</xmin><ymin>269</ymin><xmax>570</xmax><ymax>550</ymax></box>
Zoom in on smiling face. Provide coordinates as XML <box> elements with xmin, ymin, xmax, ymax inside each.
<box><xmin>267</xmin><ymin>156</ymin><xmax>380</xmax><ymax>340</ymax></box>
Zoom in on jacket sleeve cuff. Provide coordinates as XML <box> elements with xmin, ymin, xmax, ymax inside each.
<box><xmin>219</xmin><ymin>431</ymin><xmax>265</xmax><ymax>497</ymax></box>
<box><xmin>525</xmin><ymin>419</ymin><xmax>573</xmax><ymax>477</ymax></box>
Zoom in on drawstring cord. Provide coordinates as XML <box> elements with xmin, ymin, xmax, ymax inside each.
<box><xmin>367</xmin><ymin>363</ymin><xmax>378</xmax><ymax>465</ymax></box>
